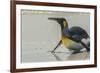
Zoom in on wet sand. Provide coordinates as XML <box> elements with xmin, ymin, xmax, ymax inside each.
<box><xmin>22</xmin><ymin>51</ymin><xmax>89</xmax><ymax>63</ymax></box>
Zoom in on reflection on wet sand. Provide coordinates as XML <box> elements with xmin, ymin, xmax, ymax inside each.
<box><xmin>51</xmin><ymin>52</ymin><xmax>89</xmax><ymax>61</ymax></box>
<box><xmin>22</xmin><ymin>51</ymin><xmax>89</xmax><ymax>63</ymax></box>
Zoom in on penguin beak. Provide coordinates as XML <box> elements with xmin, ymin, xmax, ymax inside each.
<box><xmin>48</xmin><ymin>18</ymin><xmax>59</xmax><ymax>21</ymax></box>
<box><xmin>48</xmin><ymin>18</ymin><xmax>64</xmax><ymax>29</ymax></box>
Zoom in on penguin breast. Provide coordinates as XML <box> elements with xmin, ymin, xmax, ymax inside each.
<box><xmin>62</xmin><ymin>36</ymin><xmax>83</xmax><ymax>50</ymax></box>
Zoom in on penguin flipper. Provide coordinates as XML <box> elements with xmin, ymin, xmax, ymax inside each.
<box><xmin>71</xmin><ymin>35</ymin><xmax>82</xmax><ymax>42</ymax></box>
<box><xmin>80</xmin><ymin>41</ymin><xmax>90</xmax><ymax>52</ymax></box>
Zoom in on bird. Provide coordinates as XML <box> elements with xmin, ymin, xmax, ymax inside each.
<box><xmin>48</xmin><ymin>17</ymin><xmax>90</xmax><ymax>54</ymax></box>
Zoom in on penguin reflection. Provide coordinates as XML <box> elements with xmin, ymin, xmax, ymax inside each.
<box><xmin>51</xmin><ymin>52</ymin><xmax>89</xmax><ymax>61</ymax></box>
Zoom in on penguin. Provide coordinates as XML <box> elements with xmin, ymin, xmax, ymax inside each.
<box><xmin>48</xmin><ymin>18</ymin><xmax>90</xmax><ymax>54</ymax></box>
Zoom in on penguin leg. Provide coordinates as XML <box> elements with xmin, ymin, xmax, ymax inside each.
<box><xmin>51</xmin><ymin>40</ymin><xmax>62</xmax><ymax>53</ymax></box>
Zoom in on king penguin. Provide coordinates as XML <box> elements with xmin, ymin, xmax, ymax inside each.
<box><xmin>48</xmin><ymin>18</ymin><xmax>90</xmax><ymax>54</ymax></box>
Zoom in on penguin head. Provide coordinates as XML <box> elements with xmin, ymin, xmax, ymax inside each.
<box><xmin>48</xmin><ymin>18</ymin><xmax>68</xmax><ymax>29</ymax></box>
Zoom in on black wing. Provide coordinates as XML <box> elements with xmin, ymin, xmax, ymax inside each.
<box><xmin>69</xmin><ymin>26</ymin><xmax>89</xmax><ymax>39</ymax></box>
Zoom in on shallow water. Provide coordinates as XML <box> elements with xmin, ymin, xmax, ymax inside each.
<box><xmin>22</xmin><ymin>51</ymin><xmax>89</xmax><ymax>63</ymax></box>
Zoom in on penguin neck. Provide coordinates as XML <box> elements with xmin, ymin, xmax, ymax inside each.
<box><xmin>63</xmin><ymin>21</ymin><xmax>68</xmax><ymax>28</ymax></box>
<box><xmin>61</xmin><ymin>26</ymin><xmax>69</xmax><ymax>35</ymax></box>
<box><xmin>60</xmin><ymin>21</ymin><xmax>68</xmax><ymax>34</ymax></box>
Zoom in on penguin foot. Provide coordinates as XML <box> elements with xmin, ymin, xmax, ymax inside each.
<box><xmin>51</xmin><ymin>51</ymin><xmax>55</xmax><ymax>53</ymax></box>
<box><xmin>72</xmin><ymin>51</ymin><xmax>82</xmax><ymax>54</ymax></box>
<box><xmin>87</xmin><ymin>50</ymin><xmax>90</xmax><ymax>54</ymax></box>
